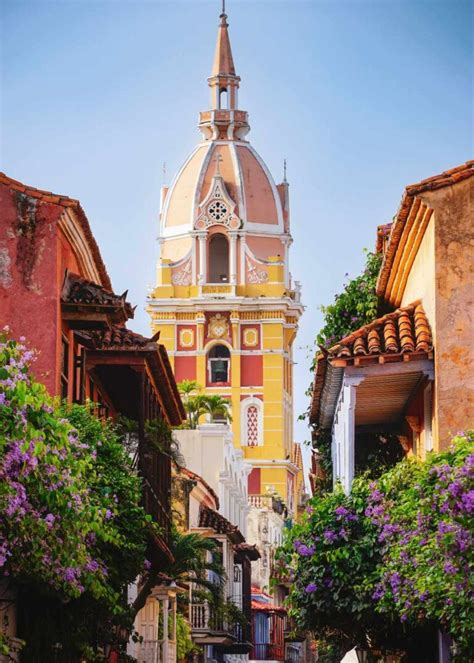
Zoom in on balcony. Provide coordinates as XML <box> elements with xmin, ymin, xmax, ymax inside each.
<box><xmin>248</xmin><ymin>494</ymin><xmax>287</xmax><ymax>516</ymax></box>
<box><xmin>190</xmin><ymin>603</ymin><xmax>235</xmax><ymax>646</ymax></box>
<box><xmin>251</xmin><ymin>643</ymin><xmax>285</xmax><ymax>661</ymax></box>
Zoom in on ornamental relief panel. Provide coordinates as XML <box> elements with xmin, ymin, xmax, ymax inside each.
<box><xmin>245</xmin><ymin>256</ymin><xmax>269</xmax><ymax>284</ymax></box>
<box><xmin>207</xmin><ymin>313</ymin><xmax>230</xmax><ymax>340</ymax></box>
<box><xmin>195</xmin><ymin>175</ymin><xmax>241</xmax><ymax>231</ymax></box>
<box><xmin>171</xmin><ymin>258</ymin><xmax>192</xmax><ymax>286</ymax></box>
<box><xmin>177</xmin><ymin>327</ymin><xmax>195</xmax><ymax>350</ymax></box>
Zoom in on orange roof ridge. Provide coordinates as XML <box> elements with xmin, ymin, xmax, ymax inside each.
<box><xmin>405</xmin><ymin>160</ymin><xmax>474</xmax><ymax>196</ymax></box>
<box><xmin>0</xmin><ymin>172</ymin><xmax>80</xmax><ymax>207</ymax></box>
<box><xmin>328</xmin><ymin>301</ymin><xmax>422</xmax><ymax>353</ymax></box>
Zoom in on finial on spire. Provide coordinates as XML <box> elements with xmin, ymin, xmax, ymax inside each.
<box><xmin>283</xmin><ymin>158</ymin><xmax>288</xmax><ymax>183</ymax></box>
<box><xmin>221</xmin><ymin>0</ymin><xmax>226</xmax><ymax>16</ymax></box>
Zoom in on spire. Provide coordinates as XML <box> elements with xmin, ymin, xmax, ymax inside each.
<box><xmin>199</xmin><ymin>3</ymin><xmax>249</xmax><ymax>141</ymax></box>
<box><xmin>211</xmin><ymin>3</ymin><xmax>236</xmax><ymax>77</ymax></box>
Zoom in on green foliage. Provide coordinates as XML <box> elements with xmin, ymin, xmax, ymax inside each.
<box><xmin>177</xmin><ymin>381</ymin><xmax>232</xmax><ymax>428</ymax></box>
<box><xmin>175</xmin><ymin>612</ymin><xmax>196</xmax><ymax>661</ymax></box>
<box><xmin>163</xmin><ymin>529</ymin><xmax>225</xmax><ymax>602</ymax></box>
<box><xmin>371</xmin><ymin>431</ymin><xmax>474</xmax><ymax>659</ymax></box>
<box><xmin>278</xmin><ymin>433</ymin><xmax>474</xmax><ymax>659</ymax></box>
<box><xmin>0</xmin><ymin>333</ymin><xmax>151</xmax><ymax>661</ymax></box>
<box><xmin>277</xmin><ymin>480</ymin><xmax>381</xmax><ymax>644</ymax></box>
<box><xmin>316</xmin><ymin>250</ymin><xmax>382</xmax><ymax>351</ymax></box>
<box><xmin>311</xmin><ymin>427</ymin><xmax>404</xmax><ymax>497</ymax></box>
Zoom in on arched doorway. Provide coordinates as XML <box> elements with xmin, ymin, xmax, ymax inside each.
<box><xmin>208</xmin><ymin>233</ymin><xmax>229</xmax><ymax>283</ymax></box>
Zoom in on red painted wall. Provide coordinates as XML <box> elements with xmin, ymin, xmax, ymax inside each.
<box><xmin>248</xmin><ymin>468</ymin><xmax>261</xmax><ymax>494</ymax></box>
<box><xmin>241</xmin><ymin>354</ymin><xmax>263</xmax><ymax>387</ymax></box>
<box><xmin>0</xmin><ymin>185</ymin><xmax>64</xmax><ymax>394</ymax></box>
<box><xmin>174</xmin><ymin>355</ymin><xmax>197</xmax><ymax>382</ymax></box>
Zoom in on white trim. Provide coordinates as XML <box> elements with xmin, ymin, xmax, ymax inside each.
<box><xmin>229</xmin><ymin>142</ymin><xmax>247</xmax><ymax>225</ymax></box>
<box><xmin>424</xmin><ymin>382</ymin><xmax>433</xmax><ymax>452</ymax></box>
<box><xmin>160</xmin><ymin>145</ymin><xmax>202</xmax><ymax>236</ymax></box>
<box><xmin>245</xmin><ymin>458</ymin><xmax>300</xmax><ymax>474</ymax></box>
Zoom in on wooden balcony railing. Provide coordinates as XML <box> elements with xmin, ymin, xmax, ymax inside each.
<box><xmin>251</xmin><ymin>643</ymin><xmax>285</xmax><ymax>661</ymax></box>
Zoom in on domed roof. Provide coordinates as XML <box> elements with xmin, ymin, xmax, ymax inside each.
<box><xmin>161</xmin><ymin>142</ymin><xmax>284</xmax><ymax>236</ymax></box>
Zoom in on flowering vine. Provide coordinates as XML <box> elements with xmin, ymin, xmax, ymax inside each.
<box><xmin>278</xmin><ymin>432</ymin><xmax>474</xmax><ymax>660</ymax></box>
<box><xmin>0</xmin><ymin>331</ymin><xmax>151</xmax><ymax>658</ymax></box>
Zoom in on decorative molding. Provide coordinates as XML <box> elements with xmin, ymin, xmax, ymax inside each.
<box><xmin>246</xmin><ymin>256</ymin><xmax>268</xmax><ymax>284</ymax></box>
<box><xmin>171</xmin><ymin>258</ymin><xmax>192</xmax><ymax>285</ymax></box>
<box><xmin>195</xmin><ymin>173</ymin><xmax>241</xmax><ymax>231</ymax></box>
<box><xmin>208</xmin><ymin>313</ymin><xmax>230</xmax><ymax>340</ymax></box>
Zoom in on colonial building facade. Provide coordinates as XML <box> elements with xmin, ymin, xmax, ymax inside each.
<box><xmin>147</xmin><ymin>9</ymin><xmax>303</xmax><ymax>520</ymax></box>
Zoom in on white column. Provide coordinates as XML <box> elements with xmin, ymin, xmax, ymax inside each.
<box><xmin>197</xmin><ymin>232</ymin><xmax>207</xmax><ymax>285</ymax></box>
<box><xmin>229</xmin><ymin>231</ymin><xmax>238</xmax><ymax>285</ymax></box>
<box><xmin>239</xmin><ymin>232</ymin><xmax>247</xmax><ymax>285</ymax></box>
<box><xmin>191</xmin><ymin>233</ymin><xmax>197</xmax><ymax>285</ymax></box>
<box><xmin>162</xmin><ymin>596</ymin><xmax>169</xmax><ymax>663</ymax></box>
<box><xmin>332</xmin><ymin>375</ymin><xmax>364</xmax><ymax>494</ymax></box>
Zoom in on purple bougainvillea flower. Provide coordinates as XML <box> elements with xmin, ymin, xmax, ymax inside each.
<box><xmin>304</xmin><ymin>583</ymin><xmax>317</xmax><ymax>593</ymax></box>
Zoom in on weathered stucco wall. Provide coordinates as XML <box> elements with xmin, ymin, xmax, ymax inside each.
<box><xmin>420</xmin><ymin>177</ymin><xmax>474</xmax><ymax>448</ymax></box>
<box><xmin>0</xmin><ymin>185</ymin><xmax>63</xmax><ymax>394</ymax></box>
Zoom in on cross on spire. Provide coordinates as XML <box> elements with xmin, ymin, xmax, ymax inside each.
<box><xmin>215</xmin><ymin>152</ymin><xmax>223</xmax><ymax>175</ymax></box>
<box><xmin>221</xmin><ymin>0</ymin><xmax>226</xmax><ymax>16</ymax></box>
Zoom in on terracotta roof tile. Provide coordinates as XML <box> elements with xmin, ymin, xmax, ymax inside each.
<box><xmin>61</xmin><ymin>271</ymin><xmax>134</xmax><ymax>321</ymax></box>
<box><xmin>199</xmin><ymin>505</ymin><xmax>244</xmax><ymax>543</ymax></box>
<box><xmin>78</xmin><ymin>326</ymin><xmax>156</xmax><ymax>351</ymax></box>
<box><xmin>405</xmin><ymin>160</ymin><xmax>474</xmax><ymax>196</ymax></box>
<box><xmin>310</xmin><ymin>303</ymin><xmax>433</xmax><ymax>424</ymax></box>
<box><xmin>330</xmin><ymin>303</ymin><xmax>432</xmax><ymax>362</ymax></box>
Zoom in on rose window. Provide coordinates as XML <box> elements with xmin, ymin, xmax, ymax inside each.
<box><xmin>208</xmin><ymin>200</ymin><xmax>228</xmax><ymax>222</ymax></box>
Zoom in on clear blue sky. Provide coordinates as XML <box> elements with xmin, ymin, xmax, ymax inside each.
<box><xmin>1</xmin><ymin>0</ymin><xmax>472</xmax><ymax>476</ymax></box>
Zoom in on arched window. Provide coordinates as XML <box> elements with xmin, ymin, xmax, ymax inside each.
<box><xmin>241</xmin><ymin>397</ymin><xmax>263</xmax><ymax>447</ymax></box>
<box><xmin>219</xmin><ymin>88</ymin><xmax>228</xmax><ymax>109</ymax></box>
<box><xmin>208</xmin><ymin>233</ymin><xmax>229</xmax><ymax>283</ymax></box>
<box><xmin>208</xmin><ymin>344</ymin><xmax>230</xmax><ymax>384</ymax></box>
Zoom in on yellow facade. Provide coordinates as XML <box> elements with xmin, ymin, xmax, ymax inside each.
<box><xmin>147</xmin><ymin>9</ymin><xmax>304</xmax><ymax>514</ymax></box>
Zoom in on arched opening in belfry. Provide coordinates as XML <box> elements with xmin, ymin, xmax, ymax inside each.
<box><xmin>219</xmin><ymin>88</ymin><xmax>228</xmax><ymax>109</ymax></box>
<box><xmin>208</xmin><ymin>344</ymin><xmax>231</xmax><ymax>384</ymax></box>
<box><xmin>208</xmin><ymin>233</ymin><xmax>229</xmax><ymax>283</ymax></box>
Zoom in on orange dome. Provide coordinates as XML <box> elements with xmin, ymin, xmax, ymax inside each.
<box><xmin>161</xmin><ymin>142</ymin><xmax>284</xmax><ymax>237</ymax></box>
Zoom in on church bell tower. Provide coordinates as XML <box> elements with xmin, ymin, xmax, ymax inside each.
<box><xmin>147</xmin><ymin>6</ymin><xmax>303</xmax><ymax>515</ymax></box>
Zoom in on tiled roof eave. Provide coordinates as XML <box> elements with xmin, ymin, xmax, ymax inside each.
<box><xmin>309</xmin><ymin>303</ymin><xmax>433</xmax><ymax>427</ymax></box>
<box><xmin>329</xmin><ymin>349</ymin><xmax>434</xmax><ymax>368</ymax></box>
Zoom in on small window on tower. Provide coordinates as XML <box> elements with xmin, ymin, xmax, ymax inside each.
<box><xmin>208</xmin><ymin>344</ymin><xmax>230</xmax><ymax>384</ymax></box>
<box><xmin>208</xmin><ymin>233</ymin><xmax>229</xmax><ymax>282</ymax></box>
<box><xmin>219</xmin><ymin>88</ymin><xmax>228</xmax><ymax>109</ymax></box>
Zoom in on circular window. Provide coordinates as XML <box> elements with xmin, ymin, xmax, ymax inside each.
<box><xmin>208</xmin><ymin>200</ymin><xmax>228</xmax><ymax>222</ymax></box>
